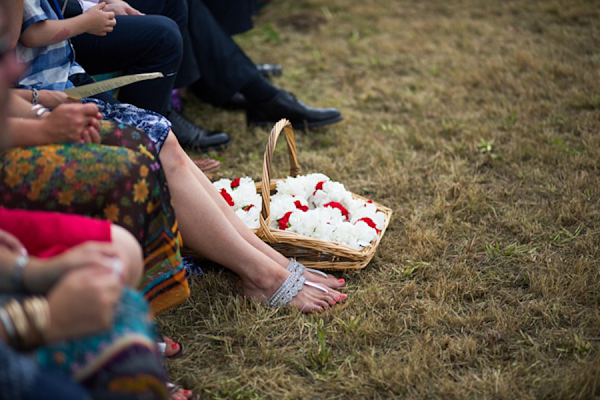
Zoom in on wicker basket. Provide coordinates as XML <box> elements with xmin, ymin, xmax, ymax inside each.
<box><xmin>251</xmin><ymin>119</ymin><xmax>392</xmax><ymax>271</ymax></box>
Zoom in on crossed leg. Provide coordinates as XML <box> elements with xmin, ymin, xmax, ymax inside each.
<box><xmin>159</xmin><ymin>132</ymin><xmax>347</xmax><ymax>312</ymax></box>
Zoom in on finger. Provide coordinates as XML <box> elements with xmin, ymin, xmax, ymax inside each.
<box><xmin>89</xmin><ymin>117</ymin><xmax>101</xmax><ymax>130</ymax></box>
<box><xmin>88</xmin><ymin>127</ymin><xmax>101</xmax><ymax>144</ymax></box>
<box><xmin>83</xmin><ymin>242</ymin><xmax>122</xmax><ymax>258</ymax></box>
<box><xmin>81</xmin><ymin>130</ymin><xmax>92</xmax><ymax>144</ymax></box>
<box><xmin>96</xmin><ymin>2</ymin><xmax>106</xmax><ymax>10</ymax></box>
<box><xmin>90</xmin><ymin>255</ymin><xmax>124</xmax><ymax>273</ymax></box>
<box><xmin>80</xmin><ymin>103</ymin><xmax>100</xmax><ymax>116</ymax></box>
<box><xmin>128</xmin><ymin>7</ymin><xmax>144</xmax><ymax>15</ymax></box>
<box><xmin>106</xmin><ymin>12</ymin><xmax>116</xmax><ymax>20</ymax></box>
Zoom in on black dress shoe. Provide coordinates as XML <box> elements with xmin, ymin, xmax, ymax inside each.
<box><xmin>246</xmin><ymin>90</ymin><xmax>343</xmax><ymax>129</ymax></box>
<box><xmin>167</xmin><ymin>110</ymin><xmax>232</xmax><ymax>152</ymax></box>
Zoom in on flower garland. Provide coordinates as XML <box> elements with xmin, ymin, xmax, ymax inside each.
<box><xmin>213</xmin><ymin>173</ymin><xmax>386</xmax><ymax>249</ymax></box>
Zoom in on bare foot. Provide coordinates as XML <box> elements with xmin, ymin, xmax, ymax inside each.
<box><xmin>168</xmin><ymin>386</ymin><xmax>197</xmax><ymax>400</ymax></box>
<box><xmin>302</xmin><ymin>269</ymin><xmax>346</xmax><ymax>290</ymax></box>
<box><xmin>161</xmin><ymin>335</ymin><xmax>183</xmax><ymax>358</ymax></box>
<box><xmin>241</xmin><ymin>268</ymin><xmax>346</xmax><ymax>313</ymax></box>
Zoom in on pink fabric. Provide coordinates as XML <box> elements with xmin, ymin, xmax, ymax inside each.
<box><xmin>0</xmin><ymin>208</ymin><xmax>111</xmax><ymax>258</ymax></box>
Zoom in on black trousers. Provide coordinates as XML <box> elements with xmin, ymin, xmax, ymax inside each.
<box><xmin>125</xmin><ymin>0</ymin><xmax>261</xmax><ymax>107</ymax></box>
<box><xmin>200</xmin><ymin>0</ymin><xmax>257</xmax><ymax>36</ymax></box>
<box><xmin>67</xmin><ymin>0</ymin><xmax>198</xmax><ymax>115</ymax></box>
<box><xmin>71</xmin><ymin>0</ymin><xmax>260</xmax><ymax>108</ymax></box>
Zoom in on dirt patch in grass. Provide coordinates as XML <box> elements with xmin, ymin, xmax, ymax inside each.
<box><xmin>161</xmin><ymin>0</ymin><xmax>600</xmax><ymax>398</ymax></box>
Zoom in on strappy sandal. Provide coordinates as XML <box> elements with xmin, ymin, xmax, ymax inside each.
<box><xmin>166</xmin><ymin>382</ymin><xmax>199</xmax><ymax>400</ymax></box>
<box><xmin>158</xmin><ymin>336</ymin><xmax>184</xmax><ymax>359</ymax></box>
<box><xmin>268</xmin><ymin>259</ymin><xmax>330</xmax><ymax>307</ymax></box>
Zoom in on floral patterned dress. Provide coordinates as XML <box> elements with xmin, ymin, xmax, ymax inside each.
<box><xmin>0</xmin><ymin>121</ymin><xmax>188</xmax><ymax>314</ymax></box>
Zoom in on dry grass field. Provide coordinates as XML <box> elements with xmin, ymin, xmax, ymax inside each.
<box><xmin>159</xmin><ymin>0</ymin><xmax>600</xmax><ymax>398</ymax></box>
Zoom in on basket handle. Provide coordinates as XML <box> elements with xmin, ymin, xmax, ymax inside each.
<box><xmin>256</xmin><ymin>119</ymin><xmax>301</xmax><ymax>243</ymax></box>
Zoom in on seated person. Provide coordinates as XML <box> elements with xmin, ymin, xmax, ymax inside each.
<box><xmin>0</xmin><ymin>209</ymin><xmax>170</xmax><ymax>400</ymax></box>
<box><xmin>65</xmin><ymin>0</ymin><xmax>343</xmax><ymax>129</ymax></box>
<box><xmin>15</xmin><ymin>0</ymin><xmax>230</xmax><ymax>153</ymax></box>
<box><xmin>11</xmin><ymin>0</ymin><xmax>348</xmax><ymax>313</ymax></box>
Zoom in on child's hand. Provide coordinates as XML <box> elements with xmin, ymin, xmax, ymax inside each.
<box><xmin>84</xmin><ymin>2</ymin><xmax>117</xmax><ymax>36</ymax></box>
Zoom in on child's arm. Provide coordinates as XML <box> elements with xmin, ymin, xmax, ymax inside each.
<box><xmin>7</xmin><ymin>0</ymin><xmax>24</xmax><ymax>48</ymax></box>
<box><xmin>19</xmin><ymin>2</ymin><xmax>116</xmax><ymax>48</ymax></box>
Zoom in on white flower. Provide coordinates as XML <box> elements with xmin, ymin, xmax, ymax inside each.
<box><xmin>213</xmin><ymin>178</ymin><xmax>233</xmax><ymax>196</ymax></box>
<box><xmin>214</xmin><ymin>174</ymin><xmax>385</xmax><ymax>249</ymax></box>
<box><xmin>235</xmin><ymin>205</ymin><xmax>260</xmax><ymax>229</ymax></box>
<box><xmin>269</xmin><ymin>194</ymin><xmax>298</xmax><ymax>228</ymax></box>
<box><xmin>310</xmin><ymin>181</ymin><xmax>353</xmax><ymax>208</ymax></box>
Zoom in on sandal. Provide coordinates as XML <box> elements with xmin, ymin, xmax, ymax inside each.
<box><xmin>166</xmin><ymin>382</ymin><xmax>199</xmax><ymax>400</ymax></box>
<box><xmin>268</xmin><ymin>259</ymin><xmax>329</xmax><ymax>307</ymax></box>
<box><xmin>158</xmin><ymin>335</ymin><xmax>184</xmax><ymax>358</ymax></box>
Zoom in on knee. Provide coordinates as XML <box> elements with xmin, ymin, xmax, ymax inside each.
<box><xmin>148</xmin><ymin>15</ymin><xmax>183</xmax><ymax>62</ymax></box>
<box><xmin>110</xmin><ymin>225</ymin><xmax>144</xmax><ymax>288</ymax></box>
<box><xmin>159</xmin><ymin>131</ymin><xmax>189</xmax><ymax>174</ymax></box>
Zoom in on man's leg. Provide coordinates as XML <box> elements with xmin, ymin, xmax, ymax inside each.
<box><xmin>71</xmin><ymin>15</ymin><xmax>182</xmax><ymax>116</ymax></box>
<box><xmin>123</xmin><ymin>0</ymin><xmax>200</xmax><ymax>87</ymax></box>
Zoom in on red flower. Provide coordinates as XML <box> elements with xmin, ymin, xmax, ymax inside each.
<box><xmin>242</xmin><ymin>204</ymin><xmax>254</xmax><ymax>211</ymax></box>
<box><xmin>231</xmin><ymin>178</ymin><xmax>241</xmax><ymax>189</ymax></box>
<box><xmin>220</xmin><ymin>188</ymin><xmax>234</xmax><ymax>206</ymax></box>
<box><xmin>313</xmin><ymin>181</ymin><xmax>326</xmax><ymax>195</ymax></box>
<box><xmin>294</xmin><ymin>200</ymin><xmax>308</xmax><ymax>212</ymax></box>
<box><xmin>324</xmin><ymin>201</ymin><xmax>349</xmax><ymax>220</ymax></box>
<box><xmin>278</xmin><ymin>211</ymin><xmax>293</xmax><ymax>230</ymax></box>
<box><xmin>367</xmin><ymin>200</ymin><xmax>373</xmax><ymax>204</ymax></box>
<box><xmin>357</xmin><ymin>217</ymin><xmax>380</xmax><ymax>233</ymax></box>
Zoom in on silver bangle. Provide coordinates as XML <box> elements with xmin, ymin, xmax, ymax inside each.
<box><xmin>9</xmin><ymin>253</ymin><xmax>29</xmax><ymax>292</ymax></box>
<box><xmin>31</xmin><ymin>104</ymin><xmax>50</xmax><ymax>118</ymax></box>
<box><xmin>31</xmin><ymin>88</ymin><xmax>38</xmax><ymax>105</ymax></box>
<box><xmin>0</xmin><ymin>307</ymin><xmax>17</xmax><ymax>348</ymax></box>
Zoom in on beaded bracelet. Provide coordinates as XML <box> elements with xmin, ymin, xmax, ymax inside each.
<box><xmin>31</xmin><ymin>88</ymin><xmax>38</xmax><ymax>105</ymax></box>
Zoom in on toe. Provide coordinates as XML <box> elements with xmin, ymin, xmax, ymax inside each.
<box><xmin>305</xmin><ymin>270</ymin><xmax>346</xmax><ymax>289</ymax></box>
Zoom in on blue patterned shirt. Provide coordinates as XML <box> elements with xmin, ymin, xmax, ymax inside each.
<box><xmin>16</xmin><ymin>0</ymin><xmax>85</xmax><ymax>91</ymax></box>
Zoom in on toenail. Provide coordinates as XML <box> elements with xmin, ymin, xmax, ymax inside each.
<box><xmin>338</xmin><ymin>278</ymin><xmax>345</xmax><ymax>283</ymax></box>
<box><xmin>336</xmin><ymin>296</ymin><xmax>340</xmax><ymax>301</ymax></box>
<box><xmin>341</xmin><ymin>294</ymin><xmax>347</xmax><ymax>299</ymax></box>
<box><xmin>171</xmin><ymin>343</ymin><xmax>179</xmax><ymax>349</ymax></box>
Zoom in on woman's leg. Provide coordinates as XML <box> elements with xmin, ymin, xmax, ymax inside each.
<box><xmin>159</xmin><ymin>132</ymin><xmax>345</xmax><ymax>311</ymax></box>
<box><xmin>163</xmin><ymin>131</ymin><xmax>345</xmax><ymax>289</ymax></box>
<box><xmin>181</xmin><ymin>143</ymin><xmax>346</xmax><ymax>288</ymax></box>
